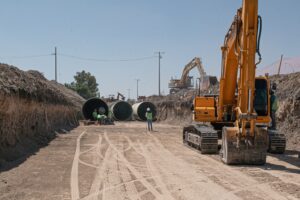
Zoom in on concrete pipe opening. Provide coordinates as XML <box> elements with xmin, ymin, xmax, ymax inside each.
<box><xmin>132</xmin><ymin>102</ymin><xmax>156</xmax><ymax>121</ymax></box>
<box><xmin>110</xmin><ymin>101</ymin><xmax>133</xmax><ymax>121</ymax></box>
<box><xmin>82</xmin><ymin>98</ymin><xmax>108</xmax><ymax>120</ymax></box>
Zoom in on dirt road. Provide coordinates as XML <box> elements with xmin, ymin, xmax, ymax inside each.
<box><xmin>0</xmin><ymin>122</ymin><xmax>299</xmax><ymax>200</ymax></box>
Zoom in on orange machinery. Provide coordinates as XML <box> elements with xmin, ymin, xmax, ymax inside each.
<box><xmin>183</xmin><ymin>0</ymin><xmax>285</xmax><ymax>164</ymax></box>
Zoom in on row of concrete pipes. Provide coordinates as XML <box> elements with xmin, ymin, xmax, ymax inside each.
<box><xmin>82</xmin><ymin>98</ymin><xmax>157</xmax><ymax>121</ymax></box>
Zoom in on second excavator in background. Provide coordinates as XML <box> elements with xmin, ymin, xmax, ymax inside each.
<box><xmin>169</xmin><ymin>57</ymin><xmax>217</xmax><ymax>94</ymax></box>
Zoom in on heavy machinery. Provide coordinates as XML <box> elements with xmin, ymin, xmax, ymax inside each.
<box><xmin>105</xmin><ymin>92</ymin><xmax>125</xmax><ymax>102</ymax></box>
<box><xmin>183</xmin><ymin>0</ymin><xmax>285</xmax><ymax>164</ymax></box>
<box><xmin>169</xmin><ymin>57</ymin><xmax>217</xmax><ymax>94</ymax></box>
<box><xmin>117</xmin><ymin>92</ymin><xmax>125</xmax><ymax>101</ymax></box>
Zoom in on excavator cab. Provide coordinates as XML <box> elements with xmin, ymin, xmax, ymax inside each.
<box><xmin>254</xmin><ymin>77</ymin><xmax>286</xmax><ymax>153</ymax></box>
<box><xmin>254</xmin><ymin>78</ymin><xmax>269</xmax><ymax>119</ymax></box>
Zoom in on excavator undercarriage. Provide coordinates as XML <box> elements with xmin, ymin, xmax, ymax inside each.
<box><xmin>183</xmin><ymin>124</ymin><xmax>218</xmax><ymax>154</ymax></box>
<box><xmin>267</xmin><ymin>129</ymin><xmax>286</xmax><ymax>154</ymax></box>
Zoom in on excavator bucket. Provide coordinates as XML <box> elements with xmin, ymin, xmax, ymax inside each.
<box><xmin>200</xmin><ymin>76</ymin><xmax>218</xmax><ymax>91</ymax></box>
<box><xmin>220</xmin><ymin>127</ymin><xmax>268</xmax><ymax>165</ymax></box>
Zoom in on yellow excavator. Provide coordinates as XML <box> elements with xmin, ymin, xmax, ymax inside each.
<box><xmin>169</xmin><ymin>57</ymin><xmax>217</xmax><ymax>94</ymax></box>
<box><xmin>183</xmin><ymin>0</ymin><xmax>285</xmax><ymax>164</ymax></box>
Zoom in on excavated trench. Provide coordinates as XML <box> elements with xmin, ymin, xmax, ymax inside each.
<box><xmin>0</xmin><ymin>64</ymin><xmax>85</xmax><ymax>162</ymax></box>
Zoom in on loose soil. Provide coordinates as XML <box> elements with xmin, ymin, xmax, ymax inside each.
<box><xmin>1</xmin><ymin>122</ymin><xmax>299</xmax><ymax>200</ymax></box>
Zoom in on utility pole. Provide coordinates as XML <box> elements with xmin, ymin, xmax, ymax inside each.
<box><xmin>127</xmin><ymin>89</ymin><xmax>130</xmax><ymax>100</ymax></box>
<box><xmin>54</xmin><ymin>47</ymin><xmax>57</xmax><ymax>82</ymax></box>
<box><xmin>155</xmin><ymin>51</ymin><xmax>165</xmax><ymax>96</ymax></box>
<box><xmin>135</xmin><ymin>79</ymin><xmax>140</xmax><ymax>100</ymax></box>
<box><xmin>277</xmin><ymin>54</ymin><xmax>283</xmax><ymax>75</ymax></box>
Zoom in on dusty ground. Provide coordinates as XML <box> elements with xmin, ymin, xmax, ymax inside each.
<box><xmin>0</xmin><ymin>122</ymin><xmax>299</xmax><ymax>200</ymax></box>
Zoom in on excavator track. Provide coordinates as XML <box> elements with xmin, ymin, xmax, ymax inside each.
<box><xmin>183</xmin><ymin>124</ymin><xmax>218</xmax><ymax>154</ymax></box>
<box><xmin>268</xmin><ymin>130</ymin><xmax>286</xmax><ymax>154</ymax></box>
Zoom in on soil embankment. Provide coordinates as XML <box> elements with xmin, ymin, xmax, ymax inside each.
<box><xmin>0</xmin><ymin>64</ymin><xmax>85</xmax><ymax>162</ymax></box>
<box><xmin>270</xmin><ymin>72</ymin><xmax>300</xmax><ymax>151</ymax></box>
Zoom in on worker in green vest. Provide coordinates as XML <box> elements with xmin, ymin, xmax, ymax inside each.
<box><xmin>92</xmin><ymin>109</ymin><xmax>98</xmax><ymax>121</ymax></box>
<box><xmin>270</xmin><ymin>90</ymin><xmax>279</xmax><ymax>129</ymax></box>
<box><xmin>145</xmin><ymin>107</ymin><xmax>153</xmax><ymax>131</ymax></box>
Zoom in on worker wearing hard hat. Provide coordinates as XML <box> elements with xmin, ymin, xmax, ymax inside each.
<box><xmin>145</xmin><ymin>107</ymin><xmax>153</xmax><ymax>131</ymax></box>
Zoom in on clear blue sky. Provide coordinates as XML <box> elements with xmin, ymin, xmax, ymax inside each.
<box><xmin>1</xmin><ymin>0</ymin><xmax>300</xmax><ymax>98</ymax></box>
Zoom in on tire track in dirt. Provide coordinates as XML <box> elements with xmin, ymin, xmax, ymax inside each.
<box><xmin>103</xmin><ymin>131</ymin><xmax>165</xmax><ymax>199</ymax></box>
<box><xmin>102</xmin><ymin>150</ymin><xmax>127</xmax><ymax>200</ymax></box>
<box><xmin>71</xmin><ymin>130</ymin><xmax>87</xmax><ymax>200</ymax></box>
<box><xmin>81</xmin><ymin>131</ymin><xmax>161</xmax><ymax>200</ymax></box>
<box><xmin>123</xmin><ymin>135</ymin><xmax>174</xmax><ymax>199</ymax></box>
<box><xmin>137</xmin><ymin>139</ymin><xmax>175</xmax><ymax>200</ymax></box>
<box><xmin>87</xmin><ymin>135</ymin><xmax>112</xmax><ymax>200</ymax></box>
<box><xmin>149</xmin><ymin>133</ymin><xmax>289</xmax><ymax>200</ymax></box>
<box><xmin>142</xmin><ymin>135</ymin><xmax>240</xmax><ymax>200</ymax></box>
<box><xmin>117</xmin><ymin>146</ymin><xmax>141</xmax><ymax>199</ymax></box>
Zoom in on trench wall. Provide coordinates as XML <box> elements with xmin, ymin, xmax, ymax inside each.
<box><xmin>0</xmin><ymin>64</ymin><xmax>85</xmax><ymax>161</ymax></box>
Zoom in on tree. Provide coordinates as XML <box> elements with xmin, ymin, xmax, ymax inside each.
<box><xmin>65</xmin><ymin>70</ymin><xmax>99</xmax><ymax>99</ymax></box>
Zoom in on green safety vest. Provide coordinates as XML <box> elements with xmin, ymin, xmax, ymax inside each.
<box><xmin>97</xmin><ymin>114</ymin><xmax>107</xmax><ymax>120</ymax></box>
<box><xmin>271</xmin><ymin>95</ymin><xmax>279</xmax><ymax>112</ymax></box>
<box><xmin>108</xmin><ymin>110</ymin><xmax>112</xmax><ymax>118</ymax></box>
<box><xmin>145</xmin><ymin>112</ymin><xmax>153</xmax><ymax>120</ymax></box>
<box><xmin>92</xmin><ymin>111</ymin><xmax>98</xmax><ymax>120</ymax></box>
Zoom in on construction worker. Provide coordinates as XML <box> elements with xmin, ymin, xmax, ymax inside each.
<box><xmin>100</xmin><ymin>114</ymin><xmax>107</xmax><ymax>125</ymax></box>
<box><xmin>96</xmin><ymin>113</ymin><xmax>101</xmax><ymax>125</ymax></box>
<box><xmin>145</xmin><ymin>107</ymin><xmax>153</xmax><ymax>131</ymax></box>
<box><xmin>92</xmin><ymin>109</ymin><xmax>98</xmax><ymax>121</ymax></box>
<box><xmin>270</xmin><ymin>90</ymin><xmax>279</xmax><ymax>129</ymax></box>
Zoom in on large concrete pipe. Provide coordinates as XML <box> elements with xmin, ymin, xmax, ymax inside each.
<box><xmin>82</xmin><ymin>98</ymin><xmax>108</xmax><ymax>120</ymax></box>
<box><xmin>132</xmin><ymin>102</ymin><xmax>157</xmax><ymax>121</ymax></box>
<box><xmin>110</xmin><ymin>101</ymin><xmax>133</xmax><ymax>121</ymax></box>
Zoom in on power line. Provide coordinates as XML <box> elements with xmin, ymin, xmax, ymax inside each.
<box><xmin>0</xmin><ymin>54</ymin><xmax>52</xmax><ymax>59</ymax></box>
<box><xmin>0</xmin><ymin>52</ymin><xmax>156</xmax><ymax>62</ymax></box>
<box><xmin>59</xmin><ymin>53</ymin><xmax>156</xmax><ymax>62</ymax></box>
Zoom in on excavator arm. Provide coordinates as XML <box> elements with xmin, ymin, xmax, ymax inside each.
<box><xmin>219</xmin><ymin>0</ymin><xmax>260</xmax><ymax>134</ymax></box>
<box><xmin>117</xmin><ymin>92</ymin><xmax>125</xmax><ymax>101</ymax></box>
<box><xmin>218</xmin><ymin>0</ymin><xmax>270</xmax><ymax>164</ymax></box>
<box><xmin>179</xmin><ymin>57</ymin><xmax>206</xmax><ymax>86</ymax></box>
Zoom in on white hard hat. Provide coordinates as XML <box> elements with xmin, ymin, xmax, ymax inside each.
<box><xmin>147</xmin><ymin>107</ymin><xmax>150</xmax><ymax>111</ymax></box>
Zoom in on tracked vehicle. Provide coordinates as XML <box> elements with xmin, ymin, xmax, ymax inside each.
<box><xmin>183</xmin><ymin>0</ymin><xmax>285</xmax><ymax>164</ymax></box>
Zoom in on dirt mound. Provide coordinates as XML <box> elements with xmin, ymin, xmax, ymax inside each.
<box><xmin>270</xmin><ymin>72</ymin><xmax>300</xmax><ymax>151</ymax></box>
<box><xmin>0</xmin><ymin>63</ymin><xmax>85</xmax><ymax>162</ymax></box>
